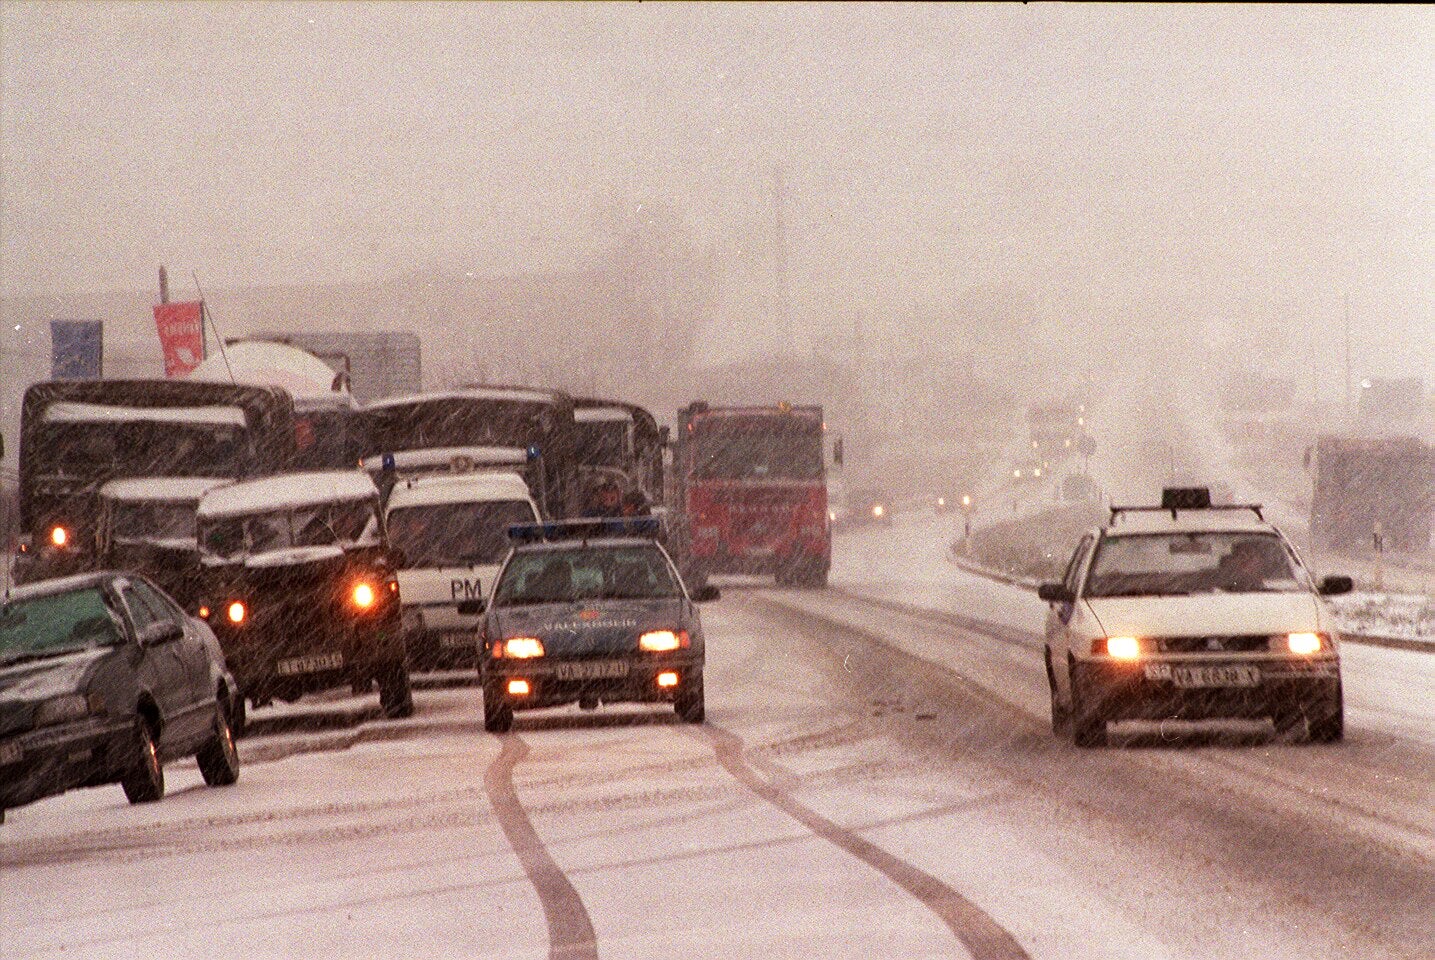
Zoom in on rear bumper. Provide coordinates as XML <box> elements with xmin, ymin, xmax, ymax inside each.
<box><xmin>690</xmin><ymin>545</ymin><xmax>829</xmax><ymax>576</ymax></box>
<box><xmin>1074</xmin><ymin>657</ymin><xmax>1341</xmax><ymax>721</ymax></box>
<box><xmin>484</xmin><ymin>655</ymin><xmax>703</xmax><ymax>710</ymax></box>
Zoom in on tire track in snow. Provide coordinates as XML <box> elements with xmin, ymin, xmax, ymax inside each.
<box><xmin>697</xmin><ymin>721</ymin><xmax>1032</xmax><ymax>960</ymax></box>
<box><xmin>484</xmin><ymin>735</ymin><xmax>599</xmax><ymax>960</ymax></box>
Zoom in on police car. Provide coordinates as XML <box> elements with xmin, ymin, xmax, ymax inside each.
<box><xmin>1039</xmin><ymin>488</ymin><xmax>1350</xmax><ymax>747</ymax></box>
<box><xmin>477</xmin><ymin>518</ymin><xmax>719</xmax><ymax>732</ymax></box>
<box><xmin>384</xmin><ymin>472</ymin><xmax>542</xmax><ymax>670</ymax></box>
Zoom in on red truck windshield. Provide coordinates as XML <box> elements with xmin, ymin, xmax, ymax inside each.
<box><xmin>692</xmin><ymin>417</ymin><xmax>823</xmax><ymax>480</ymax></box>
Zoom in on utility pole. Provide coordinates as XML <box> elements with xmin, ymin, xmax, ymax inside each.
<box><xmin>158</xmin><ymin>265</ymin><xmax>170</xmax><ymax>304</ymax></box>
<box><xmin>772</xmin><ymin>166</ymin><xmax>791</xmax><ymax>353</ymax></box>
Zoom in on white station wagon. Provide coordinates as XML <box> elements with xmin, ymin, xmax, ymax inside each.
<box><xmin>1039</xmin><ymin>488</ymin><xmax>1350</xmax><ymax>747</ymax></box>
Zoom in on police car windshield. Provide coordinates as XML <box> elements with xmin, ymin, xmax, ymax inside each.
<box><xmin>1085</xmin><ymin>532</ymin><xmax>1302</xmax><ymax>597</ymax></box>
<box><xmin>493</xmin><ymin>545</ymin><xmax>681</xmax><ymax>605</ymax></box>
<box><xmin>388</xmin><ymin>500</ymin><xmax>537</xmax><ymax>567</ymax></box>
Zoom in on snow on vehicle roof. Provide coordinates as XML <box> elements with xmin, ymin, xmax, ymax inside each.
<box><xmin>575</xmin><ymin>406</ymin><xmax>632</xmax><ymax>423</ymax></box>
<box><xmin>365</xmin><ymin>386</ymin><xmax>557</xmax><ymax>410</ymax></box>
<box><xmin>42</xmin><ymin>402</ymin><xmax>247</xmax><ymax>426</ymax></box>
<box><xmin>197</xmin><ymin>470</ymin><xmax>378</xmax><ymax>519</ymax></box>
<box><xmin>187</xmin><ymin>340</ymin><xmax>349</xmax><ymax>401</ymax></box>
<box><xmin>99</xmin><ymin>477</ymin><xmax>231</xmax><ymax>502</ymax></box>
<box><xmin>3</xmin><ymin>570</ymin><xmax>117</xmax><ymax>602</ymax></box>
<box><xmin>385</xmin><ymin>471</ymin><xmax>535</xmax><ymax>510</ymax></box>
<box><xmin>359</xmin><ymin>446</ymin><xmax>528</xmax><ymax>472</ymax></box>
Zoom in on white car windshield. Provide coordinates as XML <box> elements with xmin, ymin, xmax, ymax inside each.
<box><xmin>1086</xmin><ymin>532</ymin><xmax>1303</xmax><ymax>597</ymax></box>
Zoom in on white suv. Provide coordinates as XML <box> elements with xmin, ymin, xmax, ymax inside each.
<box><xmin>384</xmin><ymin>472</ymin><xmax>541</xmax><ymax>670</ymax></box>
<box><xmin>1039</xmin><ymin>488</ymin><xmax>1350</xmax><ymax>747</ymax></box>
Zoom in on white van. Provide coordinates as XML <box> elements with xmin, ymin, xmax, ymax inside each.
<box><xmin>383</xmin><ymin>472</ymin><xmax>541</xmax><ymax>669</ymax></box>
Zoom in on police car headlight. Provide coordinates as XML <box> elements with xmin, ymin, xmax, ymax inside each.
<box><xmin>33</xmin><ymin>693</ymin><xmax>95</xmax><ymax>728</ymax></box>
<box><xmin>639</xmin><ymin>629</ymin><xmax>688</xmax><ymax>652</ymax></box>
<box><xmin>1286</xmin><ymin>632</ymin><xmax>1323</xmax><ymax>655</ymax></box>
<box><xmin>1097</xmin><ymin>636</ymin><xmax>1142</xmax><ymax>660</ymax></box>
<box><xmin>497</xmin><ymin>637</ymin><xmax>545</xmax><ymax>659</ymax></box>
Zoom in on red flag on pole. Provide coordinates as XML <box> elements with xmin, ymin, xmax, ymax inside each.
<box><xmin>153</xmin><ymin>301</ymin><xmax>204</xmax><ymax>377</ymax></box>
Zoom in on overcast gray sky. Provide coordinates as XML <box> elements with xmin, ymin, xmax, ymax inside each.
<box><xmin>2</xmin><ymin>3</ymin><xmax>1431</xmax><ymax>379</ymax></box>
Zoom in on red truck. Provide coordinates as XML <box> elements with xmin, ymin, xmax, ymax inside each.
<box><xmin>669</xmin><ymin>402</ymin><xmax>832</xmax><ymax>589</ymax></box>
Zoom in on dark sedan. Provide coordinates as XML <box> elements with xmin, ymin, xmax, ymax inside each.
<box><xmin>478</xmin><ymin>520</ymin><xmax>719</xmax><ymax>732</ymax></box>
<box><xmin>1</xmin><ymin>572</ymin><xmax>241</xmax><ymax>822</ymax></box>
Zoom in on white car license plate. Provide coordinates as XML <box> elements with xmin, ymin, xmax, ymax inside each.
<box><xmin>1159</xmin><ymin>665</ymin><xmax>1261</xmax><ymax>688</ymax></box>
<box><xmin>0</xmin><ymin>741</ymin><xmax>22</xmax><ymax>766</ymax></box>
<box><xmin>441</xmin><ymin>631</ymin><xmax>475</xmax><ymax>649</ymax></box>
<box><xmin>555</xmin><ymin>660</ymin><xmax>630</xmax><ymax>681</ymax></box>
<box><xmin>275</xmin><ymin>652</ymin><xmax>345</xmax><ymax>676</ymax></box>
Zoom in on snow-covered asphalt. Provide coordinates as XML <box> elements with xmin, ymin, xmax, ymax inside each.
<box><xmin>2</xmin><ymin>514</ymin><xmax>1431</xmax><ymax>960</ymax></box>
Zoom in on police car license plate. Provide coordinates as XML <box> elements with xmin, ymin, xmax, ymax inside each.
<box><xmin>0</xmin><ymin>741</ymin><xmax>22</xmax><ymax>766</ymax></box>
<box><xmin>1160</xmin><ymin>665</ymin><xmax>1261</xmax><ymax>688</ymax></box>
<box><xmin>440</xmin><ymin>631</ymin><xmax>475</xmax><ymax>649</ymax></box>
<box><xmin>275</xmin><ymin>652</ymin><xmax>344</xmax><ymax>676</ymax></box>
<box><xmin>555</xmin><ymin>660</ymin><xmax>630</xmax><ymax>681</ymax></box>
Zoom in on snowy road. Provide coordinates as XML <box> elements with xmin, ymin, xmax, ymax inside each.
<box><xmin>3</xmin><ymin>527</ymin><xmax>1432</xmax><ymax>960</ymax></box>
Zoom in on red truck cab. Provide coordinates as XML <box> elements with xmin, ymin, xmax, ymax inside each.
<box><xmin>670</xmin><ymin>402</ymin><xmax>831</xmax><ymax>589</ymax></box>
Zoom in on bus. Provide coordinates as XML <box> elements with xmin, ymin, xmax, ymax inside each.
<box><xmin>572</xmin><ymin>397</ymin><xmax>667</xmax><ymax>510</ymax></box>
<box><xmin>359</xmin><ymin>385</ymin><xmax>580</xmax><ymax>518</ymax></box>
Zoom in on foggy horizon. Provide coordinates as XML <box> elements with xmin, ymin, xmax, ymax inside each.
<box><xmin>3</xmin><ymin>5</ymin><xmax>1430</xmax><ymax>370</ymax></box>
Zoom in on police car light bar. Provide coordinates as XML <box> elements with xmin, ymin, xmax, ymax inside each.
<box><xmin>507</xmin><ymin>517</ymin><xmax>663</xmax><ymax>542</ymax></box>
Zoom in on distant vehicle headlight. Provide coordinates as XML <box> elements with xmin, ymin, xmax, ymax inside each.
<box><xmin>50</xmin><ymin>525</ymin><xmax>69</xmax><ymax>548</ymax></box>
<box><xmin>1286</xmin><ymin>632</ymin><xmax>1323</xmax><ymax>655</ymax></box>
<box><xmin>33</xmin><ymin>693</ymin><xmax>92</xmax><ymax>727</ymax></box>
<box><xmin>639</xmin><ymin>629</ymin><xmax>688</xmax><ymax>652</ymax></box>
<box><xmin>227</xmin><ymin>601</ymin><xmax>247</xmax><ymax>625</ymax></box>
<box><xmin>497</xmin><ymin>636</ymin><xmax>545</xmax><ymax>659</ymax></box>
<box><xmin>872</xmin><ymin>504</ymin><xmax>885</xmax><ymax>518</ymax></box>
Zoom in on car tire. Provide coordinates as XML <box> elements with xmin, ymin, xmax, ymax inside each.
<box><xmin>378</xmin><ymin>663</ymin><xmax>415</xmax><ymax>719</ymax></box>
<box><xmin>675</xmin><ymin>677</ymin><xmax>705</xmax><ymax>724</ymax></box>
<box><xmin>1068</xmin><ymin>662</ymin><xmax>1107</xmax><ymax>748</ymax></box>
<box><xmin>228</xmin><ymin>694</ymin><xmax>248</xmax><ymax>740</ymax></box>
<box><xmin>1045</xmin><ymin>649</ymin><xmax>1070</xmax><ymax>737</ymax></box>
<box><xmin>196</xmin><ymin>703</ymin><xmax>241</xmax><ymax>787</ymax></box>
<box><xmin>483</xmin><ymin>683</ymin><xmax>513</xmax><ymax>733</ymax></box>
<box><xmin>1308</xmin><ymin>684</ymin><xmax>1344</xmax><ymax>743</ymax></box>
<box><xmin>121</xmin><ymin>716</ymin><xmax>165</xmax><ymax>804</ymax></box>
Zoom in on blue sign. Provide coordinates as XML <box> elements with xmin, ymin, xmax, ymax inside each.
<box><xmin>50</xmin><ymin>320</ymin><xmax>103</xmax><ymax>380</ymax></box>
